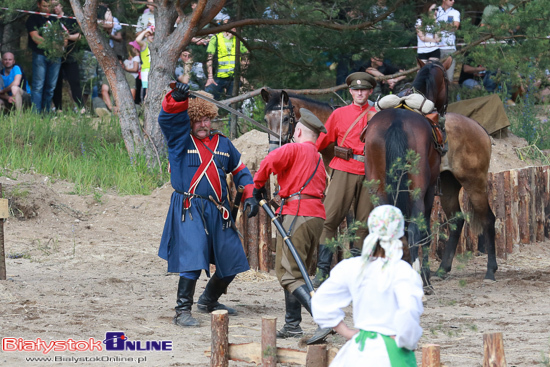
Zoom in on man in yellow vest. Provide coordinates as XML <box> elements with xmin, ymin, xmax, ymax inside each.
<box><xmin>205</xmin><ymin>17</ymin><xmax>248</xmax><ymax>100</ymax></box>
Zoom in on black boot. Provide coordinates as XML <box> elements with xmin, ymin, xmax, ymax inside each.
<box><xmin>197</xmin><ymin>273</ymin><xmax>237</xmax><ymax>315</ymax></box>
<box><xmin>276</xmin><ymin>289</ymin><xmax>303</xmax><ymax>338</ymax></box>
<box><xmin>292</xmin><ymin>285</ymin><xmax>333</xmax><ymax>345</ymax></box>
<box><xmin>312</xmin><ymin>245</ymin><xmax>332</xmax><ymax>288</ymax></box>
<box><xmin>174</xmin><ymin>276</ymin><xmax>200</xmax><ymax>327</ymax></box>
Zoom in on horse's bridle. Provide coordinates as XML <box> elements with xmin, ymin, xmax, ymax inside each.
<box><xmin>397</xmin><ymin>62</ymin><xmax>449</xmax><ymax>115</ymax></box>
<box><xmin>429</xmin><ymin>62</ymin><xmax>449</xmax><ymax>115</ymax></box>
<box><xmin>268</xmin><ymin>97</ymin><xmax>297</xmax><ymax>147</ymax></box>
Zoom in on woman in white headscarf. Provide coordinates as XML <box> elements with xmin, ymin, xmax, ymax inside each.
<box><xmin>312</xmin><ymin>205</ymin><xmax>423</xmax><ymax>367</ymax></box>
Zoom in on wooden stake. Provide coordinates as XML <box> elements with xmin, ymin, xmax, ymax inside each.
<box><xmin>422</xmin><ymin>344</ymin><xmax>440</xmax><ymax>367</ymax></box>
<box><xmin>0</xmin><ymin>183</ymin><xmax>6</xmax><ymax>280</ymax></box>
<box><xmin>211</xmin><ymin>310</ymin><xmax>229</xmax><ymax>367</ymax></box>
<box><xmin>247</xmin><ymin>214</ymin><xmax>259</xmax><ymax>270</ymax></box>
<box><xmin>259</xmin><ymin>208</ymin><xmax>270</xmax><ymax>272</ymax></box>
<box><xmin>306</xmin><ymin>344</ymin><xmax>327</xmax><ymax>367</ymax></box>
<box><xmin>483</xmin><ymin>332</ymin><xmax>507</xmax><ymax>367</ymax></box>
<box><xmin>261</xmin><ymin>316</ymin><xmax>277</xmax><ymax>367</ymax></box>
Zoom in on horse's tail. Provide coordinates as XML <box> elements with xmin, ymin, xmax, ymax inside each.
<box><xmin>384</xmin><ymin>118</ymin><xmax>410</xmax><ymax>218</ymax></box>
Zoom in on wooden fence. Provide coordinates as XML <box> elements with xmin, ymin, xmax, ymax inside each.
<box><xmin>207</xmin><ymin>310</ymin><xmax>509</xmax><ymax>367</ymax></box>
<box><xmin>436</xmin><ymin>165</ymin><xmax>550</xmax><ymax>260</ymax></box>
<box><xmin>235</xmin><ymin>166</ymin><xmax>550</xmax><ymax>271</ymax></box>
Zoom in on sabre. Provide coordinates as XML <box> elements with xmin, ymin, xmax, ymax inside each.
<box><xmin>231</xmin><ymin>185</ymin><xmax>245</xmax><ymax>222</ymax></box>
<box><xmin>168</xmin><ymin>82</ymin><xmax>280</xmax><ymax>139</ymax></box>
<box><xmin>259</xmin><ymin>199</ymin><xmax>315</xmax><ymax>295</ymax></box>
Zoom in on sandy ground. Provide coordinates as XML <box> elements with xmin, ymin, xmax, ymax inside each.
<box><xmin>1</xmin><ymin>130</ymin><xmax>550</xmax><ymax>367</ymax></box>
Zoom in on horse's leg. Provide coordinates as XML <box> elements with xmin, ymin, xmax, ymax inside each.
<box><xmin>478</xmin><ymin>207</ymin><xmax>497</xmax><ymax>281</ymax></box>
<box><xmin>466</xmin><ymin>186</ymin><xmax>498</xmax><ymax>281</ymax></box>
<box><xmin>420</xmin><ymin>184</ymin><xmax>437</xmax><ymax>292</ymax></box>
<box><xmin>436</xmin><ymin>171</ymin><xmax>464</xmax><ymax>278</ymax></box>
<box><xmin>406</xmin><ymin>185</ymin><xmax>434</xmax><ymax>291</ymax></box>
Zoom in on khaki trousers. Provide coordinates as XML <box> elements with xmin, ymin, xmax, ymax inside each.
<box><xmin>319</xmin><ymin>169</ymin><xmax>373</xmax><ymax>249</ymax></box>
<box><xmin>275</xmin><ymin>215</ymin><xmax>324</xmax><ymax>293</ymax></box>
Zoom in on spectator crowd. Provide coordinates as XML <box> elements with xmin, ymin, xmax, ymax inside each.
<box><xmin>0</xmin><ymin>0</ymin><xmax>542</xmax><ymax>115</ymax></box>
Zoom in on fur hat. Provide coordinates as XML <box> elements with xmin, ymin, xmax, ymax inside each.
<box><xmin>187</xmin><ymin>91</ymin><xmax>218</xmax><ymax>122</ymax></box>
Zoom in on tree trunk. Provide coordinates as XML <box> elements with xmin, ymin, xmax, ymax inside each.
<box><xmin>69</xmin><ymin>0</ymin><xmax>155</xmax><ymax>164</ymax></box>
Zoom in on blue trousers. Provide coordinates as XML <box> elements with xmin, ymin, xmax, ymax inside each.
<box><xmin>180</xmin><ymin>270</ymin><xmax>235</xmax><ymax>283</ymax></box>
<box><xmin>205</xmin><ymin>76</ymin><xmax>235</xmax><ymax>100</ymax></box>
<box><xmin>31</xmin><ymin>52</ymin><xmax>61</xmax><ymax>113</ymax></box>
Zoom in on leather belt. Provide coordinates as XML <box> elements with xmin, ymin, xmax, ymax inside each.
<box><xmin>353</xmin><ymin>154</ymin><xmax>365</xmax><ymax>163</ymax></box>
<box><xmin>285</xmin><ymin>194</ymin><xmax>322</xmax><ymax>203</ymax></box>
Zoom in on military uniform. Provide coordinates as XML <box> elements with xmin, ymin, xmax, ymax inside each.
<box><xmin>314</xmin><ymin>72</ymin><xmax>377</xmax><ymax>285</ymax></box>
<box><xmin>254</xmin><ymin>108</ymin><xmax>332</xmax><ymax>344</ymax></box>
<box><xmin>158</xmin><ymin>89</ymin><xmax>256</xmax><ymax>327</ymax></box>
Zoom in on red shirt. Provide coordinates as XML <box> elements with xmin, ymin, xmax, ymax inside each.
<box><xmin>316</xmin><ymin>103</ymin><xmax>376</xmax><ymax>175</ymax></box>
<box><xmin>254</xmin><ymin>141</ymin><xmax>326</xmax><ymax>219</ymax></box>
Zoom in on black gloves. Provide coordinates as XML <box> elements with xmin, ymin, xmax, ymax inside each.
<box><xmin>243</xmin><ymin>197</ymin><xmax>259</xmax><ymax>218</ymax></box>
<box><xmin>253</xmin><ymin>187</ymin><xmax>267</xmax><ymax>202</ymax></box>
<box><xmin>171</xmin><ymin>82</ymin><xmax>190</xmax><ymax>102</ymax></box>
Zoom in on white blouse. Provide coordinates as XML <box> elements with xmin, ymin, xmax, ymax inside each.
<box><xmin>312</xmin><ymin>257</ymin><xmax>423</xmax><ymax>350</ymax></box>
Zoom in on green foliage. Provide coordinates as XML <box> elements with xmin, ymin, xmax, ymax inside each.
<box><xmin>0</xmin><ymin>110</ymin><xmax>169</xmax><ymax>195</ymax></box>
<box><xmin>507</xmin><ymin>82</ymin><xmax>550</xmax><ymax>152</ymax></box>
<box><xmin>325</xmin><ymin>220</ymin><xmax>365</xmax><ymax>257</ymax></box>
<box><xmin>37</xmin><ymin>19</ymin><xmax>67</xmax><ymax>61</ymax></box>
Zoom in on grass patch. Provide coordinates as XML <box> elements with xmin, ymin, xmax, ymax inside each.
<box><xmin>0</xmin><ymin>110</ymin><xmax>169</xmax><ymax>195</ymax></box>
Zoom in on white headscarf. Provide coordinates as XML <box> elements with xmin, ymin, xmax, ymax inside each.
<box><xmin>360</xmin><ymin>205</ymin><xmax>405</xmax><ymax>291</ymax></box>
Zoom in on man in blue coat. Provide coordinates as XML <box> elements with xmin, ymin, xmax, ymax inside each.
<box><xmin>158</xmin><ymin>83</ymin><xmax>259</xmax><ymax>327</ymax></box>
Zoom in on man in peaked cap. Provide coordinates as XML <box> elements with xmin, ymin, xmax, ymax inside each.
<box><xmin>313</xmin><ymin>72</ymin><xmax>377</xmax><ymax>287</ymax></box>
<box><xmin>157</xmin><ymin>82</ymin><xmax>259</xmax><ymax>328</ymax></box>
<box><xmin>253</xmin><ymin>108</ymin><xmax>333</xmax><ymax>345</ymax></box>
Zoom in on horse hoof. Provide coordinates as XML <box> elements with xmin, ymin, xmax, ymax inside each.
<box><xmin>484</xmin><ymin>272</ymin><xmax>496</xmax><ymax>282</ymax></box>
<box><xmin>423</xmin><ymin>286</ymin><xmax>435</xmax><ymax>295</ymax></box>
<box><xmin>434</xmin><ymin>268</ymin><xmax>449</xmax><ymax>280</ymax></box>
<box><xmin>483</xmin><ymin>277</ymin><xmax>496</xmax><ymax>283</ymax></box>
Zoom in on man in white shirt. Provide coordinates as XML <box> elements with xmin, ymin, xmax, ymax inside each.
<box><xmin>436</xmin><ymin>0</ymin><xmax>460</xmax><ymax>81</ymax></box>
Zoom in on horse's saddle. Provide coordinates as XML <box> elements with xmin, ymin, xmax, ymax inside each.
<box><xmin>361</xmin><ymin>93</ymin><xmax>448</xmax><ymax>155</ymax></box>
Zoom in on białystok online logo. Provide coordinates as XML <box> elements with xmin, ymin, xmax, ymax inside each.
<box><xmin>2</xmin><ymin>332</ymin><xmax>172</xmax><ymax>354</ymax></box>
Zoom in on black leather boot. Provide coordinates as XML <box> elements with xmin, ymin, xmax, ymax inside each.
<box><xmin>276</xmin><ymin>289</ymin><xmax>303</xmax><ymax>338</ymax></box>
<box><xmin>173</xmin><ymin>276</ymin><xmax>200</xmax><ymax>327</ymax></box>
<box><xmin>312</xmin><ymin>245</ymin><xmax>332</xmax><ymax>288</ymax></box>
<box><xmin>292</xmin><ymin>285</ymin><xmax>334</xmax><ymax>345</ymax></box>
<box><xmin>197</xmin><ymin>273</ymin><xmax>237</xmax><ymax>315</ymax></box>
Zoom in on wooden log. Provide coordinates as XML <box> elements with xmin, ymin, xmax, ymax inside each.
<box><xmin>503</xmin><ymin>170</ymin><xmax>515</xmax><ymax>254</ymax></box>
<box><xmin>306</xmin><ymin>344</ymin><xmax>327</xmax><ymax>367</ymax></box>
<box><xmin>211</xmin><ymin>310</ymin><xmax>229</xmax><ymax>367</ymax></box>
<box><xmin>246</xmin><ymin>171</ymin><xmax>259</xmax><ymax>270</ymax></box>
<box><xmin>517</xmin><ymin>168</ymin><xmax>531</xmax><ymax>244</ymax></box>
<box><xmin>528</xmin><ymin>167</ymin><xmax>537</xmax><ymax>243</ymax></box>
<box><xmin>247</xmin><ymin>215</ymin><xmax>259</xmax><ymax>270</ymax></box>
<box><xmin>261</xmin><ymin>316</ymin><xmax>277</xmax><ymax>367</ymax></box>
<box><xmin>542</xmin><ymin>166</ymin><xmax>550</xmax><ymax>238</ymax></box>
<box><xmin>258</xmin><ymin>208</ymin><xmax>270</xmax><ymax>272</ymax></box>
<box><xmin>422</xmin><ymin>344</ymin><xmax>441</xmax><ymax>367</ymax></box>
<box><xmin>459</xmin><ymin>188</ymin><xmax>477</xmax><ymax>254</ymax></box>
<box><xmin>483</xmin><ymin>332</ymin><xmax>507</xmax><ymax>367</ymax></box>
<box><xmin>241</xmin><ymin>204</ymin><xmax>248</xmax><ymax>257</ymax></box>
<box><xmin>204</xmin><ymin>343</ymin><xmax>307</xmax><ymax>365</ymax></box>
<box><xmin>509</xmin><ymin>169</ymin><xmax>520</xmax><ymax>246</ymax></box>
<box><xmin>535</xmin><ymin>166</ymin><xmax>545</xmax><ymax>242</ymax></box>
<box><xmin>0</xmin><ymin>184</ymin><xmax>6</xmax><ymax>280</ymax></box>
<box><xmin>429</xmin><ymin>196</ymin><xmax>447</xmax><ymax>260</ymax></box>
<box><xmin>492</xmin><ymin>172</ymin><xmax>507</xmax><ymax>259</ymax></box>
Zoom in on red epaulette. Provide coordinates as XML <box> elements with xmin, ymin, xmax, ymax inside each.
<box><xmin>210</xmin><ymin>130</ymin><xmax>227</xmax><ymax>138</ymax></box>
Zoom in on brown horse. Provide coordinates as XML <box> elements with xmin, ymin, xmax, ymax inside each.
<box><xmin>261</xmin><ymin>89</ymin><xmax>334</xmax><ymax>168</ymax></box>
<box><xmin>362</xmin><ymin>73</ymin><xmax>442</xmax><ymax>288</ymax></box>
<box><xmin>413</xmin><ymin>59</ymin><xmax>497</xmax><ymax>282</ymax></box>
